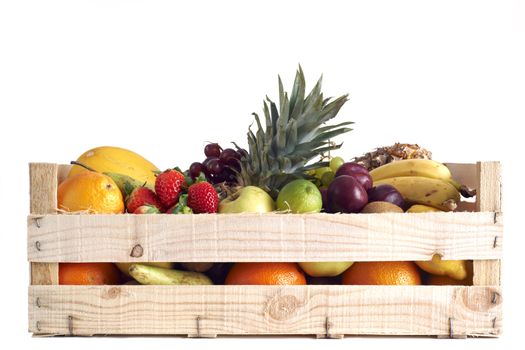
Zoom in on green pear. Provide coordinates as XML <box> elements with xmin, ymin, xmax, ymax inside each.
<box><xmin>218</xmin><ymin>186</ymin><xmax>275</xmax><ymax>213</ymax></box>
<box><xmin>299</xmin><ymin>262</ymin><xmax>354</xmax><ymax>277</ymax></box>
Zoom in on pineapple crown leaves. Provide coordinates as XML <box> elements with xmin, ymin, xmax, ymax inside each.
<box><xmin>239</xmin><ymin>66</ymin><xmax>353</xmax><ymax>196</ymax></box>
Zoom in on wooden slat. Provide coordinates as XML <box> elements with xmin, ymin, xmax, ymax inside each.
<box><xmin>28</xmin><ymin>285</ymin><xmax>501</xmax><ymax>337</ymax></box>
<box><xmin>30</xmin><ymin>163</ymin><xmax>58</xmax><ymax>214</ymax></box>
<box><xmin>473</xmin><ymin>162</ymin><xmax>502</xmax><ymax>286</ymax></box>
<box><xmin>29</xmin><ymin>163</ymin><xmax>59</xmax><ymax>285</ymax></box>
<box><xmin>31</xmin><ymin>263</ymin><xmax>59</xmax><ymax>285</ymax></box>
<box><xmin>27</xmin><ymin>212</ymin><xmax>502</xmax><ymax>262</ymax></box>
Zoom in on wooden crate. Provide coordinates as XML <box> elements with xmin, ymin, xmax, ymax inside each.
<box><xmin>27</xmin><ymin>162</ymin><xmax>502</xmax><ymax>338</ymax></box>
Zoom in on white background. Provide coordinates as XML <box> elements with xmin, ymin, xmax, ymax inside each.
<box><xmin>1</xmin><ymin>0</ymin><xmax>524</xmax><ymax>349</ymax></box>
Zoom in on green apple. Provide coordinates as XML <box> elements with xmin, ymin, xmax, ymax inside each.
<box><xmin>299</xmin><ymin>262</ymin><xmax>354</xmax><ymax>277</ymax></box>
<box><xmin>218</xmin><ymin>186</ymin><xmax>275</xmax><ymax>213</ymax></box>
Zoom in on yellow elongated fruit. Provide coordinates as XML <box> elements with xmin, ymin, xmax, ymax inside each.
<box><xmin>374</xmin><ymin>176</ymin><xmax>460</xmax><ymax>211</ymax></box>
<box><xmin>416</xmin><ymin>254</ymin><xmax>468</xmax><ymax>280</ymax></box>
<box><xmin>68</xmin><ymin>146</ymin><xmax>159</xmax><ymax>188</ymax></box>
<box><xmin>128</xmin><ymin>264</ymin><xmax>213</xmax><ymax>285</ymax></box>
<box><xmin>370</xmin><ymin>159</ymin><xmax>452</xmax><ymax>182</ymax></box>
<box><xmin>116</xmin><ymin>262</ymin><xmax>174</xmax><ymax>277</ymax></box>
<box><xmin>406</xmin><ymin>204</ymin><xmax>443</xmax><ymax>213</ymax></box>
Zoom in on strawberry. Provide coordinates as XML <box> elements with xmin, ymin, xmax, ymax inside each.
<box><xmin>126</xmin><ymin>187</ymin><xmax>164</xmax><ymax>213</ymax></box>
<box><xmin>187</xmin><ymin>182</ymin><xmax>219</xmax><ymax>214</ymax></box>
<box><xmin>133</xmin><ymin>205</ymin><xmax>161</xmax><ymax>214</ymax></box>
<box><xmin>155</xmin><ymin>169</ymin><xmax>187</xmax><ymax>208</ymax></box>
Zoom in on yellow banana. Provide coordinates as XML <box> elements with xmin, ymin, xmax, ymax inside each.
<box><xmin>369</xmin><ymin>159</ymin><xmax>475</xmax><ymax>197</ymax></box>
<box><xmin>116</xmin><ymin>262</ymin><xmax>174</xmax><ymax>277</ymax></box>
<box><xmin>128</xmin><ymin>264</ymin><xmax>213</xmax><ymax>285</ymax></box>
<box><xmin>406</xmin><ymin>204</ymin><xmax>443</xmax><ymax>213</ymax></box>
<box><xmin>374</xmin><ymin>176</ymin><xmax>460</xmax><ymax>211</ymax></box>
<box><xmin>370</xmin><ymin>159</ymin><xmax>452</xmax><ymax>182</ymax></box>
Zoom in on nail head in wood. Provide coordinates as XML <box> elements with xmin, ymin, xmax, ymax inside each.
<box><xmin>130</xmin><ymin>244</ymin><xmax>143</xmax><ymax>258</ymax></box>
<box><xmin>197</xmin><ymin>316</ymin><xmax>201</xmax><ymax>337</ymax></box>
<box><xmin>443</xmin><ymin>317</ymin><xmax>466</xmax><ymax>339</ymax></box>
<box><xmin>34</xmin><ymin>217</ymin><xmax>41</xmax><ymax>228</ymax></box>
<box><xmin>491</xmin><ymin>291</ymin><xmax>500</xmax><ymax>304</ymax></box>
<box><xmin>67</xmin><ymin>316</ymin><xmax>73</xmax><ymax>336</ymax></box>
<box><xmin>493</xmin><ymin>236</ymin><xmax>498</xmax><ymax>248</ymax></box>
<box><xmin>35</xmin><ymin>297</ymin><xmax>41</xmax><ymax>308</ymax></box>
<box><xmin>35</xmin><ymin>241</ymin><xmax>41</xmax><ymax>251</ymax></box>
<box><xmin>35</xmin><ymin>321</ymin><xmax>41</xmax><ymax>332</ymax></box>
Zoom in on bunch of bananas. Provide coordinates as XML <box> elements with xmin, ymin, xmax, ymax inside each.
<box><xmin>370</xmin><ymin>159</ymin><xmax>467</xmax><ymax>211</ymax></box>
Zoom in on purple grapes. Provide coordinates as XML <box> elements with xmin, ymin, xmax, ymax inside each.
<box><xmin>195</xmin><ymin>143</ymin><xmax>244</xmax><ymax>184</ymax></box>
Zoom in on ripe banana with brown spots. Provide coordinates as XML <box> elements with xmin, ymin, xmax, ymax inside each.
<box><xmin>406</xmin><ymin>204</ymin><xmax>443</xmax><ymax>213</ymax></box>
<box><xmin>370</xmin><ymin>159</ymin><xmax>475</xmax><ymax>197</ymax></box>
<box><xmin>373</xmin><ymin>176</ymin><xmax>460</xmax><ymax>211</ymax></box>
<box><xmin>370</xmin><ymin>159</ymin><xmax>452</xmax><ymax>182</ymax></box>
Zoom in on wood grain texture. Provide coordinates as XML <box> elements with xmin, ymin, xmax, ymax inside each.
<box><xmin>31</xmin><ymin>263</ymin><xmax>59</xmax><ymax>285</ymax></box>
<box><xmin>27</xmin><ymin>212</ymin><xmax>502</xmax><ymax>262</ymax></box>
<box><xmin>473</xmin><ymin>162</ymin><xmax>502</xmax><ymax>286</ymax></box>
<box><xmin>29</xmin><ymin>163</ymin><xmax>59</xmax><ymax>285</ymax></box>
<box><xmin>28</xmin><ymin>285</ymin><xmax>501</xmax><ymax>337</ymax></box>
<box><xmin>30</xmin><ymin>163</ymin><xmax>58</xmax><ymax>214</ymax></box>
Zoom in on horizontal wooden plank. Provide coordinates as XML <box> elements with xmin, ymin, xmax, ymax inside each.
<box><xmin>28</xmin><ymin>285</ymin><xmax>501</xmax><ymax>337</ymax></box>
<box><xmin>27</xmin><ymin>212</ymin><xmax>502</xmax><ymax>262</ymax></box>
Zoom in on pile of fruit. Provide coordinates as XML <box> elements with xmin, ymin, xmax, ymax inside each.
<box><xmin>55</xmin><ymin>67</ymin><xmax>475</xmax><ymax>287</ymax></box>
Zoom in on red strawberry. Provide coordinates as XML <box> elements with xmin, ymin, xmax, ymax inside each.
<box><xmin>187</xmin><ymin>182</ymin><xmax>219</xmax><ymax>214</ymax></box>
<box><xmin>133</xmin><ymin>205</ymin><xmax>161</xmax><ymax>214</ymax></box>
<box><xmin>155</xmin><ymin>169</ymin><xmax>187</xmax><ymax>208</ymax></box>
<box><xmin>126</xmin><ymin>187</ymin><xmax>164</xmax><ymax>213</ymax></box>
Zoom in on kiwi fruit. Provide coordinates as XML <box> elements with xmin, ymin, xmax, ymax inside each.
<box><xmin>361</xmin><ymin>201</ymin><xmax>403</xmax><ymax>213</ymax></box>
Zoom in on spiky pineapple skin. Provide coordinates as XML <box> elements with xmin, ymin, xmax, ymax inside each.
<box><xmin>353</xmin><ymin>143</ymin><xmax>432</xmax><ymax>171</ymax></box>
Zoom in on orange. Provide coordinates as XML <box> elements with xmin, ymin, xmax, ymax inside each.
<box><xmin>225</xmin><ymin>263</ymin><xmax>306</xmax><ymax>285</ymax></box>
<box><xmin>59</xmin><ymin>263</ymin><xmax>120</xmax><ymax>285</ymax></box>
<box><xmin>57</xmin><ymin>172</ymin><xmax>124</xmax><ymax>213</ymax></box>
<box><xmin>342</xmin><ymin>261</ymin><xmax>421</xmax><ymax>285</ymax></box>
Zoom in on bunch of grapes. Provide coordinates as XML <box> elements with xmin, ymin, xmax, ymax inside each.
<box><xmin>189</xmin><ymin>143</ymin><xmax>247</xmax><ymax>185</ymax></box>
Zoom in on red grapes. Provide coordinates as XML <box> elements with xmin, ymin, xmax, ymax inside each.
<box><xmin>192</xmin><ymin>143</ymin><xmax>247</xmax><ymax>184</ymax></box>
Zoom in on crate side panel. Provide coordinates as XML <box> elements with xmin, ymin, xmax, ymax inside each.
<box><xmin>473</xmin><ymin>162</ymin><xmax>502</xmax><ymax>286</ymax></box>
<box><xmin>28</xmin><ymin>285</ymin><xmax>501</xmax><ymax>337</ymax></box>
<box><xmin>27</xmin><ymin>212</ymin><xmax>502</xmax><ymax>262</ymax></box>
<box><xmin>29</xmin><ymin>163</ymin><xmax>59</xmax><ymax>286</ymax></box>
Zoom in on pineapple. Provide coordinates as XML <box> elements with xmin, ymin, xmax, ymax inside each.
<box><xmin>353</xmin><ymin>143</ymin><xmax>432</xmax><ymax>171</ymax></box>
<box><xmin>236</xmin><ymin>67</ymin><xmax>353</xmax><ymax>198</ymax></box>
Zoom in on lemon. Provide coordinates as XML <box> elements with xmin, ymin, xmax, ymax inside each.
<box><xmin>276</xmin><ymin>179</ymin><xmax>322</xmax><ymax>213</ymax></box>
<box><xmin>415</xmin><ymin>254</ymin><xmax>468</xmax><ymax>280</ymax></box>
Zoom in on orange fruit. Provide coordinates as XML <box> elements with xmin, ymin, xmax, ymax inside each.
<box><xmin>57</xmin><ymin>172</ymin><xmax>124</xmax><ymax>213</ymax></box>
<box><xmin>342</xmin><ymin>261</ymin><xmax>421</xmax><ymax>285</ymax></box>
<box><xmin>59</xmin><ymin>263</ymin><xmax>120</xmax><ymax>285</ymax></box>
<box><xmin>225</xmin><ymin>263</ymin><xmax>306</xmax><ymax>285</ymax></box>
